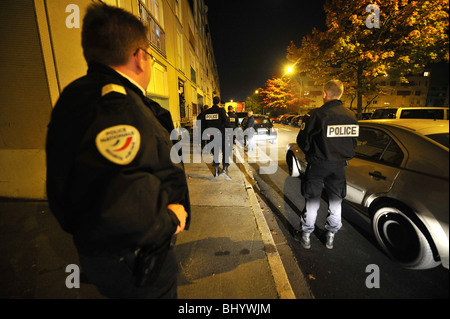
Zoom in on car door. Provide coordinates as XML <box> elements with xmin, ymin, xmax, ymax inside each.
<box><xmin>345</xmin><ymin>126</ymin><xmax>405</xmax><ymax>211</ymax></box>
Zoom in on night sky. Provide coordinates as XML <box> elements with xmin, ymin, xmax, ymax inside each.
<box><xmin>205</xmin><ymin>0</ymin><xmax>327</xmax><ymax>102</ymax></box>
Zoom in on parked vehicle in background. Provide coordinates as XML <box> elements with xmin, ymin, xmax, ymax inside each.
<box><xmin>361</xmin><ymin>112</ymin><xmax>373</xmax><ymax>120</ymax></box>
<box><xmin>281</xmin><ymin>114</ymin><xmax>296</xmax><ymax>125</ymax></box>
<box><xmin>370</xmin><ymin>107</ymin><xmax>449</xmax><ymax>120</ymax></box>
<box><xmin>273</xmin><ymin>114</ymin><xmax>288</xmax><ymax>123</ymax></box>
<box><xmin>291</xmin><ymin>115</ymin><xmax>304</xmax><ymax>127</ymax></box>
<box><xmin>241</xmin><ymin>114</ymin><xmax>278</xmax><ymax>144</ymax></box>
<box><xmin>271</xmin><ymin>114</ymin><xmax>284</xmax><ymax>123</ymax></box>
<box><xmin>286</xmin><ymin>119</ymin><xmax>449</xmax><ymax>270</ymax></box>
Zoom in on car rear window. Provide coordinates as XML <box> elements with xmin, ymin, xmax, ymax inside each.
<box><xmin>426</xmin><ymin>133</ymin><xmax>449</xmax><ymax>148</ymax></box>
<box><xmin>400</xmin><ymin>109</ymin><xmax>444</xmax><ymax>119</ymax></box>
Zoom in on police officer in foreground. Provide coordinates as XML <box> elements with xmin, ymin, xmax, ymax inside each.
<box><xmin>46</xmin><ymin>3</ymin><xmax>189</xmax><ymax>299</ymax></box>
<box><xmin>294</xmin><ymin>80</ymin><xmax>358</xmax><ymax>250</ymax></box>
<box><xmin>204</xmin><ymin>96</ymin><xmax>231</xmax><ymax>177</ymax></box>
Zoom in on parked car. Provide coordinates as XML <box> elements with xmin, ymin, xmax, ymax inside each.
<box><xmin>286</xmin><ymin>119</ymin><xmax>449</xmax><ymax>270</ymax></box>
<box><xmin>241</xmin><ymin>114</ymin><xmax>278</xmax><ymax>144</ymax></box>
<box><xmin>291</xmin><ymin>115</ymin><xmax>304</xmax><ymax>127</ymax></box>
<box><xmin>281</xmin><ymin>114</ymin><xmax>297</xmax><ymax>125</ymax></box>
<box><xmin>274</xmin><ymin>114</ymin><xmax>288</xmax><ymax>124</ymax></box>
<box><xmin>271</xmin><ymin>115</ymin><xmax>284</xmax><ymax>123</ymax></box>
<box><xmin>370</xmin><ymin>107</ymin><xmax>449</xmax><ymax>120</ymax></box>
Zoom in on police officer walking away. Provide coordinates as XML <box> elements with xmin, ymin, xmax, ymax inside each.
<box><xmin>46</xmin><ymin>3</ymin><xmax>190</xmax><ymax>299</ymax></box>
<box><xmin>204</xmin><ymin>96</ymin><xmax>231</xmax><ymax>177</ymax></box>
<box><xmin>227</xmin><ymin>105</ymin><xmax>238</xmax><ymax>145</ymax></box>
<box><xmin>294</xmin><ymin>80</ymin><xmax>358</xmax><ymax>250</ymax></box>
<box><xmin>197</xmin><ymin>105</ymin><xmax>209</xmax><ymax>149</ymax></box>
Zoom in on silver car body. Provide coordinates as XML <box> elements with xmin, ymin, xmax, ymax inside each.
<box><xmin>286</xmin><ymin>119</ymin><xmax>449</xmax><ymax>269</ymax></box>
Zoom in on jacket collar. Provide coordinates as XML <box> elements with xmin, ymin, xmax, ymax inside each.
<box><xmin>87</xmin><ymin>62</ymin><xmax>145</xmax><ymax>97</ymax></box>
<box><xmin>322</xmin><ymin>99</ymin><xmax>343</xmax><ymax>108</ymax></box>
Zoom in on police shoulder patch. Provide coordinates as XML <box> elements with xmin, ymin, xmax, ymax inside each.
<box><xmin>95</xmin><ymin>125</ymin><xmax>141</xmax><ymax>165</ymax></box>
<box><xmin>101</xmin><ymin>84</ymin><xmax>127</xmax><ymax>97</ymax></box>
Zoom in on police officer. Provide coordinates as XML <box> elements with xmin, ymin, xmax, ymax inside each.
<box><xmin>294</xmin><ymin>80</ymin><xmax>357</xmax><ymax>249</ymax></box>
<box><xmin>227</xmin><ymin>106</ymin><xmax>238</xmax><ymax>129</ymax></box>
<box><xmin>46</xmin><ymin>3</ymin><xmax>189</xmax><ymax>298</ymax></box>
<box><xmin>204</xmin><ymin>96</ymin><xmax>231</xmax><ymax>177</ymax></box>
<box><xmin>243</xmin><ymin>111</ymin><xmax>256</xmax><ymax>152</ymax></box>
<box><xmin>197</xmin><ymin>105</ymin><xmax>209</xmax><ymax>149</ymax></box>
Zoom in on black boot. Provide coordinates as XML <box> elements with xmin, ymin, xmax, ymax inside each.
<box><xmin>214</xmin><ymin>166</ymin><xmax>220</xmax><ymax>177</ymax></box>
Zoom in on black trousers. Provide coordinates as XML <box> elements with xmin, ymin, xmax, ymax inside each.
<box><xmin>79</xmin><ymin>248</ymin><xmax>178</xmax><ymax>299</ymax></box>
<box><xmin>302</xmin><ymin>160</ymin><xmax>347</xmax><ymax>200</ymax></box>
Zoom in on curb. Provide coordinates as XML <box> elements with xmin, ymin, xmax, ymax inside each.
<box><xmin>238</xmin><ymin>161</ymin><xmax>296</xmax><ymax>299</ymax></box>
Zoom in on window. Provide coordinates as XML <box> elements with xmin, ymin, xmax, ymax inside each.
<box><xmin>147</xmin><ymin>61</ymin><xmax>168</xmax><ymax>100</ymax></box>
<box><xmin>176</xmin><ymin>29</ymin><xmax>184</xmax><ymax>72</ymax></box>
<box><xmin>355</xmin><ymin>128</ymin><xmax>404</xmax><ymax>166</ymax></box>
<box><xmin>400</xmin><ymin>109</ymin><xmax>444</xmax><ymax>119</ymax></box>
<box><xmin>137</xmin><ymin>0</ymin><xmax>166</xmax><ymax>55</ymax></box>
<box><xmin>175</xmin><ymin>0</ymin><xmax>181</xmax><ymax>22</ymax></box>
<box><xmin>397</xmin><ymin>90</ymin><xmax>411</xmax><ymax>96</ymax></box>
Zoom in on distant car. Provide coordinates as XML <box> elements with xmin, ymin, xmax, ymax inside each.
<box><xmin>281</xmin><ymin>114</ymin><xmax>296</xmax><ymax>125</ymax></box>
<box><xmin>361</xmin><ymin>112</ymin><xmax>373</xmax><ymax>120</ymax></box>
<box><xmin>271</xmin><ymin>115</ymin><xmax>284</xmax><ymax>123</ymax></box>
<box><xmin>241</xmin><ymin>114</ymin><xmax>278</xmax><ymax>144</ymax></box>
<box><xmin>286</xmin><ymin>119</ymin><xmax>449</xmax><ymax>270</ymax></box>
<box><xmin>274</xmin><ymin>114</ymin><xmax>289</xmax><ymax>123</ymax></box>
<box><xmin>370</xmin><ymin>107</ymin><xmax>449</xmax><ymax>120</ymax></box>
<box><xmin>291</xmin><ymin>115</ymin><xmax>304</xmax><ymax>127</ymax></box>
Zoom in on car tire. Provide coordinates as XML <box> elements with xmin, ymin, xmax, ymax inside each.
<box><xmin>372</xmin><ymin>204</ymin><xmax>440</xmax><ymax>270</ymax></box>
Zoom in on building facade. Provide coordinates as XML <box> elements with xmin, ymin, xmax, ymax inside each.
<box><xmin>0</xmin><ymin>0</ymin><xmax>220</xmax><ymax>199</ymax></box>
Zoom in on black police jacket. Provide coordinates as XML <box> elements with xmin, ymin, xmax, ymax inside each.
<box><xmin>227</xmin><ymin>111</ymin><xmax>238</xmax><ymax>129</ymax></box>
<box><xmin>204</xmin><ymin>104</ymin><xmax>230</xmax><ymax>132</ymax></box>
<box><xmin>46</xmin><ymin>63</ymin><xmax>190</xmax><ymax>256</ymax></box>
<box><xmin>296</xmin><ymin>99</ymin><xmax>358</xmax><ymax>163</ymax></box>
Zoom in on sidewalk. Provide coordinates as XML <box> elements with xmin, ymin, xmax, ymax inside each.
<box><xmin>0</xmin><ymin>155</ymin><xmax>295</xmax><ymax>299</ymax></box>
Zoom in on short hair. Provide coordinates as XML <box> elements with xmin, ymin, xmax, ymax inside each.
<box><xmin>213</xmin><ymin>96</ymin><xmax>221</xmax><ymax>105</ymax></box>
<box><xmin>248</xmin><ymin>111</ymin><xmax>253</xmax><ymax>116</ymax></box>
<box><xmin>228</xmin><ymin>106</ymin><xmax>234</xmax><ymax>111</ymax></box>
<box><xmin>82</xmin><ymin>3</ymin><xmax>149</xmax><ymax>66</ymax></box>
<box><xmin>324</xmin><ymin>80</ymin><xmax>344</xmax><ymax>100</ymax></box>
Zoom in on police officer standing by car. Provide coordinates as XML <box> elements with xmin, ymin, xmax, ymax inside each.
<box><xmin>46</xmin><ymin>3</ymin><xmax>189</xmax><ymax>299</ymax></box>
<box><xmin>204</xmin><ymin>96</ymin><xmax>231</xmax><ymax>177</ymax></box>
<box><xmin>295</xmin><ymin>80</ymin><xmax>358</xmax><ymax>250</ymax></box>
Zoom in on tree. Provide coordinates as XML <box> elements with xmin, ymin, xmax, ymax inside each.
<box><xmin>287</xmin><ymin>0</ymin><xmax>449</xmax><ymax>118</ymax></box>
<box><xmin>245</xmin><ymin>92</ymin><xmax>263</xmax><ymax>114</ymax></box>
<box><xmin>259</xmin><ymin>77</ymin><xmax>313</xmax><ymax>115</ymax></box>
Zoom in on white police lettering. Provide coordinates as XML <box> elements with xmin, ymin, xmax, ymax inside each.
<box><xmin>96</xmin><ymin>125</ymin><xmax>141</xmax><ymax>165</ymax></box>
<box><xmin>205</xmin><ymin>114</ymin><xmax>219</xmax><ymax>120</ymax></box>
<box><xmin>327</xmin><ymin>125</ymin><xmax>359</xmax><ymax>137</ymax></box>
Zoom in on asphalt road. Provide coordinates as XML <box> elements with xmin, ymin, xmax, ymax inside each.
<box><xmin>248</xmin><ymin>123</ymin><xmax>449</xmax><ymax>299</ymax></box>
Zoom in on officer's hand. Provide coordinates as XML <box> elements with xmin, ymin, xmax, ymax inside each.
<box><xmin>168</xmin><ymin>204</ymin><xmax>187</xmax><ymax>235</ymax></box>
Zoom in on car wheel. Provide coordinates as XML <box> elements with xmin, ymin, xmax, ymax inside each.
<box><xmin>372</xmin><ymin>205</ymin><xmax>440</xmax><ymax>270</ymax></box>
